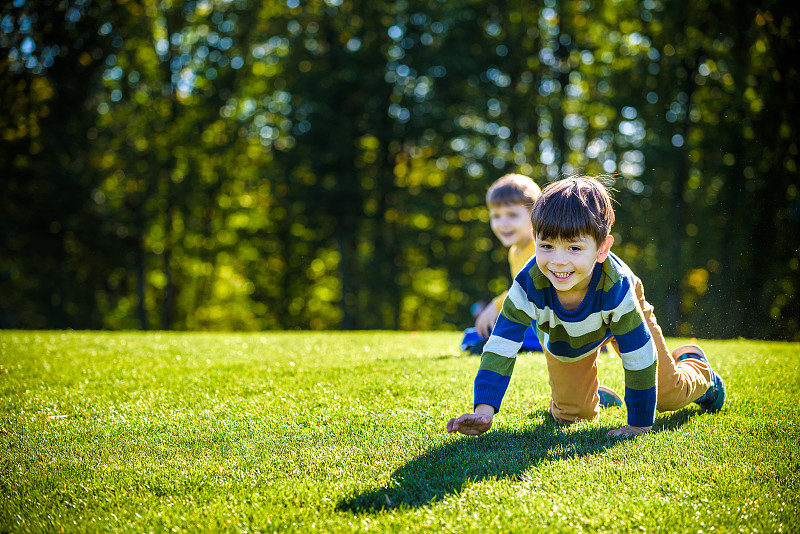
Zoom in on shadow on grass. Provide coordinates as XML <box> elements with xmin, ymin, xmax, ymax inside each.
<box><xmin>338</xmin><ymin>408</ymin><xmax>697</xmax><ymax>514</ymax></box>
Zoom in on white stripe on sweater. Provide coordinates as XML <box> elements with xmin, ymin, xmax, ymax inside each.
<box><xmin>484</xmin><ymin>335</ymin><xmax>523</xmax><ymax>358</ymax></box>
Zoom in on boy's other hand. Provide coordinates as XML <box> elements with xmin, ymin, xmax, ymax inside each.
<box><xmin>607</xmin><ymin>425</ymin><xmax>652</xmax><ymax>438</ymax></box>
<box><xmin>446</xmin><ymin>412</ymin><xmax>493</xmax><ymax>435</ymax></box>
<box><xmin>475</xmin><ymin>305</ymin><xmax>499</xmax><ymax>338</ymax></box>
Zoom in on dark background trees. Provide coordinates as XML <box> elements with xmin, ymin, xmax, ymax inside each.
<box><xmin>2</xmin><ymin>0</ymin><xmax>798</xmax><ymax>340</ymax></box>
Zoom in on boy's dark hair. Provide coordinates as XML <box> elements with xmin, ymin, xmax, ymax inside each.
<box><xmin>486</xmin><ymin>173</ymin><xmax>541</xmax><ymax>208</ymax></box>
<box><xmin>531</xmin><ymin>176</ymin><xmax>615</xmax><ymax>246</ymax></box>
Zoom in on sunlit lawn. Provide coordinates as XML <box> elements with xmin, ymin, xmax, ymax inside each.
<box><xmin>1</xmin><ymin>331</ymin><xmax>798</xmax><ymax>533</ymax></box>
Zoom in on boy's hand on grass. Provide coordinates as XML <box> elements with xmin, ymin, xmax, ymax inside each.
<box><xmin>475</xmin><ymin>305</ymin><xmax>499</xmax><ymax>339</ymax></box>
<box><xmin>607</xmin><ymin>425</ymin><xmax>652</xmax><ymax>438</ymax></box>
<box><xmin>447</xmin><ymin>413</ymin><xmax>493</xmax><ymax>435</ymax></box>
<box><xmin>447</xmin><ymin>404</ymin><xmax>494</xmax><ymax>435</ymax></box>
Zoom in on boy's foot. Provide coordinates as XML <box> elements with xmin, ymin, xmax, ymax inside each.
<box><xmin>598</xmin><ymin>386</ymin><xmax>623</xmax><ymax>408</ymax></box>
<box><xmin>673</xmin><ymin>344</ymin><xmax>726</xmax><ymax>412</ymax></box>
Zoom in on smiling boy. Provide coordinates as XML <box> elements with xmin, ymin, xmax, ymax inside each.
<box><xmin>474</xmin><ymin>174</ymin><xmax>541</xmax><ymax>339</ymax></box>
<box><xmin>447</xmin><ymin>176</ymin><xmax>726</xmax><ymax>438</ymax></box>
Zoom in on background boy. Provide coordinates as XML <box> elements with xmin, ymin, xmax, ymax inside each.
<box><xmin>448</xmin><ymin>176</ymin><xmax>726</xmax><ymax>438</ymax></box>
<box><xmin>462</xmin><ymin>174</ymin><xmax>543</xmax><ymax>353</ymax></box>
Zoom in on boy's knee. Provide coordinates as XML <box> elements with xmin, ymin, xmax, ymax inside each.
<box><xmin>656</xmin><ymin>389</ymin><xmax>699</xmax><ymax>412</ymax></box>
<box><xmin>656</xmin><ymin>399</ymin><xmax>685</xmax><ymax>413</ymax></box>
<box><xmin>550</xmin><ymin>401</ymin><xmax>599</xmax><ymax>424</ymax></box>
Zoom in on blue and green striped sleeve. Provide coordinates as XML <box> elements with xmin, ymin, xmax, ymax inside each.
<box><xmin>473</xmin><ymin>300</ymin><xmax>530</xmax><ymax>412</ymax></box>
<box><xmin>605</xmin><ymin>270</ymin><xmax>658</xmax><ymax>427</ymax></box>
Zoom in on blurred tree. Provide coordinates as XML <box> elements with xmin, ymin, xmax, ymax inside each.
<box><xmin>0</xmin><ymin>0</ymin><xmax>121</xmax><ymax>328</ymax></box>
<box><xmin>1</xmin><ymin>0</ymin><xmax>797</xmax><ymax>339</ymax></box>
<box><xmin>635</xmin><ymin>0</ymin><xmax>800</xmax><ymax>338</ymax></box>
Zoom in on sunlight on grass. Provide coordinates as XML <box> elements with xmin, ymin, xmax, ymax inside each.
<box><xmin>1</xmin><ymin>332</ymin><xmax>798</xmax><ymax>533</ymax></box>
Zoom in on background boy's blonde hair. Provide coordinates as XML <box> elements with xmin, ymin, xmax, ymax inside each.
<box><xmin>486</xmin><ymin>174</ymin><xmax>541</xmax><ymax>208</ymax></box>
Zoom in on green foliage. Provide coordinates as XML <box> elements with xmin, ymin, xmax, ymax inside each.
<box><xmin>1</xmin><ymin>331</ymin><xmax>798</xmax><ymax>532</ymax></box>
<box><xmin>1</xmin><ymin>1</ymin><xmax>798</xmax><ymax>338</ymax></box>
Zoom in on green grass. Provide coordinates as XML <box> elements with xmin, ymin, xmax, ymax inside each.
<box><xmin>1</xmin><ymin>331</ymin><xmax>798</xmax><ymax>533</ymax></box>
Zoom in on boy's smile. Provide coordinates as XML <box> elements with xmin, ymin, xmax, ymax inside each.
<box><xmin>536</xmin><ymin>234</ymin><xmax>614</xmax><ymax>308</ymax></box>
<box><xmin>489</xmin><ymin>203</ymin><xmax>533</xmax><ymax>248</ymax></box>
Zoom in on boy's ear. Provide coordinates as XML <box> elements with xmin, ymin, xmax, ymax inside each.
<box><xmin>596</xmin><ymin>235</ymin><xmax>614</xmax><ymax>263</ymax></box>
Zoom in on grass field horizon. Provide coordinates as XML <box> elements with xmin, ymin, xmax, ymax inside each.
<box><xmin>2</xmin><ymin>331</ymin><xmax>798</xmax><ymax>533</ymax></box>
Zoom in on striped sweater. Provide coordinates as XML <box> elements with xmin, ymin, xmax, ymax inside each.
<box><xmin>474</xmin><ymin>252</ymin><xmax>657</xmax><ymax>427</ymax></box>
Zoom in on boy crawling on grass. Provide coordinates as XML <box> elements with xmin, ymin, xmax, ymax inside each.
<box><xmin>447</xmin><ymin>176</ymin><xmax>726</xmax><ymax>438</ymax></box>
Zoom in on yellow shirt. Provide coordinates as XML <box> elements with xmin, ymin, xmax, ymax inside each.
<box><xmin>492</xmin><ymin>237</ymin><xmax>536</xmax><ymax>312</ymax></box>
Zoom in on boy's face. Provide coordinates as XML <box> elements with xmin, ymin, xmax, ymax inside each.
<box><xmin>535</xmin><ymin>234</ymin><xmax>614</xmax><ymax>300</ymax></box>
<box><xmin>489</xmin><ymin>203</ymin><xmax>533</xmax><ymax>248</ymax></box>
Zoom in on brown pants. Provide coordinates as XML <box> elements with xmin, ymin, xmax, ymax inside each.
<box><xmin>546</xmin><ymin>277</ymin><xmax>712</xmax><ymax>424</ymax></box>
